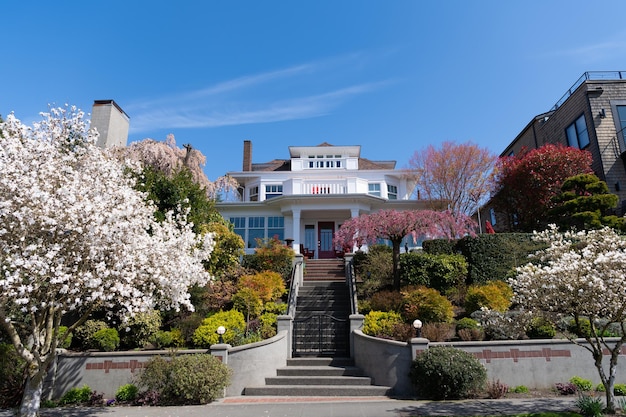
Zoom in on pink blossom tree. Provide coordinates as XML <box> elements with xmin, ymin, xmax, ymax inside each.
<box><xmin>511</xmin><ymin>225</ymin><xmax>626</xmax><ymax>413</ymax></box>
<box><xmin>407</xmin><ymin>141</ymin><xmax>497</xmax><ymax>215</ymax></box>
<box><xmin>0</xmin><ymin>106</ymin><xmax>214</xmax><ymax>417</ymax></box>
<box><xmin>113</xmin><ymin>134</ymin><xmax>239</xmax><ymax>200</ymax></box>
<box><xmin>334</xmin><ymin>210</ymin><xmax>476</xmax><ymax>290</ymax></box>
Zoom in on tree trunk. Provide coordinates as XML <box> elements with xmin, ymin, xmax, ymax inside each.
<box><xmin>392</xmin><ymin>241</ymin><xmax>401</xmax><ymax>290</ymax></box>
<box><xmin>19</xmin><ymin>373</ymin><xmax>44</xmax><ymax>417</ymax></box>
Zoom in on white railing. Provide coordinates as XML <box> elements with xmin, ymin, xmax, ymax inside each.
<box><xmin>302</xmin><ymin>182</ymin><xmax>347</xmax><ymax>195</ymax></box>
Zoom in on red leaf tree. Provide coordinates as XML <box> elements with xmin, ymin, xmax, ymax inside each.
<box><xmin>490</xmin><ymin>144</ymin><xmax>593</xmax><ymax>232</ymax></box>
<box><xmin>407</xmin><ymin>141</ymin><xmax>497</xmax><ymax>215</ymax></box>
<box><xmin>334</xmin><ymin>209</ymin><xmax>476</xmax><ymax>290</ymax></box>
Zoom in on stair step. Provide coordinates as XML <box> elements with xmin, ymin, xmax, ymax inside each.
<box><xmin>244</xmin><ymin>385</ymin><xmax>392</xmax><ymax>396</ymax></box>
<box><xmin>276</xmin><ymin>366</ymin><xmax>362</xmax><ymax>377</ymax></box>
<box><xmin>287</xmin><ymin>357</ymin><xmax>354</xmax><ymax>366</ymax></box>
<box><xmin>266</xmin><ymin>376</ymin><xmax>372</xmax><ymax>386</ymax></box>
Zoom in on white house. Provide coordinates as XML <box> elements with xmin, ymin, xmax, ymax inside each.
<box><xmin>216</xmin><ymin>140</ymin><xmax>438</xmax><ymax>258</ymax></box>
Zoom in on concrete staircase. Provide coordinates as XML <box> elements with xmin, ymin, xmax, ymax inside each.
<box><xmin>243</xmin><ymin>357</ymin><xmax>391</xmax><ymax>396</ymax></box>
<box><xmin>243</xmin><ymin>259</ymin><xmax>392</xmax><ymax>397</ymax></box>
<box><xmin>304</xmin><ymin>258</ymin><xmax>345</xmax><ymax>281</ymax></box>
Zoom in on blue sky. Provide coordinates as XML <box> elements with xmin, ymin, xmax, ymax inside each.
<box><xmin>3</xmin><ymin>1</ymin><xmax>626</xmax><ymax>181</ymax></box>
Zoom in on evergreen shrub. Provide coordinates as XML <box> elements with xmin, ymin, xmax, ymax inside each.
<box><xmin>527</xmin><ymin>317</ymin><xmax>556</xmax><ymax>339</ymax></box>
<box><xmin>402</xmin><ymin>286</ymin><xmax>454</xmax><ymax>323</ymax></box>
<box><xmin>367</xmin><ymin>290</ymin><xmax>404</xmax><ymax>313</ymax></box>
<box><xmin>456</xmin><ymin>233</ymin><xmax>547</xmax><ymax>284</ymax></box>
<box><xmin>91</xmin><ymin>328</ymin><xmax>120</xmax><ymax>352</ymax></box>
<box><xmin>192</xmin><ymin>310</ymin><xmax>246</xmax><ymax>347</ymax></box>
<box><xmin>119</xmin><ymin>310</ymin><xmax>162</xmax><ymax>349</ymax></box>
<box><xmin>115</xmin><ymin>384</ymin><xmax>139</xmax><ymax>403</ymax></box>
<box><xmin>400</xmin><ymin>252</ymin><xmax>467</xmax><ymax>292</ymax></box>
<box><xmin>59</xmin><ymin>385</ymin><xmax>92</xmax><ymax>405</ymax></box>
<box><xmin>410</xmin><ymin>346</ymin><xmax>487</xmax><ymax>400</ymax></box>
<box><xmin>137</xmin><ymin>354</ymin><xmax>232</xmax><ymax>405</ymax></box>
<box><xmin>464</xmin><ymin>280</ymin><xmax>513</xmax><ymax>314</ymax></box>
<box><xmin>73</xmin><ymin>319</ymin><xmax>109</xmax><ymax>350</ymax></box>
<box><xmin>362</xmin><ymin>311</ymin><xmax>403</xmax><ymax>339</ymax></box>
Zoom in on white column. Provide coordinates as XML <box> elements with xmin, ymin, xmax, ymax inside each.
<box><xmin>292</xmin><ymin>209</ymin><xmax>301</xmax><ymax>253</ymax></box>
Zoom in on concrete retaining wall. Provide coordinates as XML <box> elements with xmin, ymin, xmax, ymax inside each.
<box><xmin>44</xmin><ymin>331</ymin><xmax>288</xmax><ymax>400</ymax></box>
<box><xmin>354</xmin><ymin>330</ymin><xmax>626</xmax><ymax>397</ymax></box>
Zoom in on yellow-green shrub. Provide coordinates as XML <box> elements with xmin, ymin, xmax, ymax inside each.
<box><xmin>464</xmin><ymin>280</ymin><xmax>513</xmax><ymax>314</ymax></box>
<box><xmin>402</xmin><ymin>286</ymin><xmax>454</xmax><ymax>323</ymax></box>
<box><xmin>192</xmin><ymin>310</ymin><xmax>246</xmax><ymax>348</ymax></box>
<box><xmin>362</xmin><ymin>311</ymin><xmax>403</xmax><ymax>339</ymax></box>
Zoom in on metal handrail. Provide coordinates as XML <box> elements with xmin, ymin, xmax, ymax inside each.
<box><xmin>345</xmin><ymin>258</ymin><xmax>358</xmax><ymax>315</ymax></box>
<box><xmin>551</xmin><ymin>71</ymin><xmax>626</xmax><ymax>111</ymax></box>
<box><xmin>287</xmin><ymin>259</ymin><xmax>303</xmax><ymax>317</ymax></box>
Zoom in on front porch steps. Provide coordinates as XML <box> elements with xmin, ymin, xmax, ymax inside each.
<box><xmin>243</xmin><ymin>357</ymin><xmax>392</xmax><ymax>397</ymax></box>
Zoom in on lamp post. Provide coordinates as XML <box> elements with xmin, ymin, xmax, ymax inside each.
<box><xmin>216</xmin><ymin>326</ymin><xmax>226</xmax><ymax>344</ymax></box>
<box><xmin>412</xmin><ymin>319</ymin><xmax>423</xmax><ymax>338</ymax></box>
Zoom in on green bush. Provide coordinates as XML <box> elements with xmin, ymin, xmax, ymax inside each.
<box><xmin>402</xmin><ymin>286</ymin><xmax>454</xmax><ymax>323</ymax></box>
<box><xmin>464</xmin><ymin>281</ymin><xmax>512</xmax><ymax>314</ymax></box>
<box><xmin>410</xmin><ymin>346</ymin><xmax>487</xmax><ymax>400</ymax></box>
<box><xmin>119</xmin><ymin>310</ymin><xmax>162</xmax><ymax>349</ymax></box>
<box><xmin>354</xmin><ymin>245</ymin><xmax>393</xmax><ymax>297</ymax></box>
<box><xmin>570</xmin><ymin>376</ymin><xmax>593</xmax><ymax>392</ymax></box>
<box><xmin>57</xmin><ymin>326</ymin><xmax>72</xmax><ymax>349</ymax></box>
<box><xmin>263</xmin><ymin>301</ymin><xmax>287</xmax><ymax>315</ymax></box>
<box><xmin>73</xmin><ymin>319</ymin><xmax>109</xmax><ymax>350</ymax></box>
<box><xmin>367</xmin><ymin>290</ymin><xmax>404</xmax><ymax>313</ymax></box>
<box><xmin>152</xmin><ymin>329</ymin><xmax>185</xmax><ymax>349</ymax></box>
<box><xmin>527</xmin><ymin>317</ymin><xmax>556</xmax><ymax>339</ymax></box>
<box><xmin>137</xmin><ymin>354</ymin><xmax>232</xmax><ymax>404</ymax></box>
<box><xmin>91</xmin><ymin>328</ymin><xmax>120</xmax><ymax>352</ymax></box>
<box><xmin>456</xmin><ymin>233</ymin><xmax>547</xmax><ymax>284</ymax></box>
<box><xmin>422</xmin><ymin>238</ymin><xmax>458</xmax><ymax>255</ymax></box>
<box><xmin>192</xmin><ymin>310</ymin><xmax>246</xmax><ymax>348</ymax></box>
<box><xmin>115</xmin><ymin>384</ymin><xmax>139</xmax><ymax>403</ymax></box>
<box><xmin>574</xmin><ymin>393</ymin><xmax>603</xmax><ymax>417</ymax></box>
<box><xmin>400</xmin><ymin>252</ymin><xmax>467</xmax><ymax>293</ymax></box>
<box><xmin>59</xmin><ymin>385</ymin><xmax>92</xmax><ymax>405</ymax></box>
<box><xmin>362</xmin><ymin>311</ymin><xmax>404</xmax><ymax>339</ymax></box>
<box><xmin>512</xmin><ymin>385</ymin><xmax>529</xmax><ymax>393</ymax></box>
<box><xmin>456</xmin><ymin>317</ymin><xmax>480</xmax><ymax>331</ymax></box>
<box><xmin>258</xmin><ymin>312</ymin><xmax>278</xmax><ymax>339</ymax></box>
<box><xmin>0</xmin><ymin>343</ymin><xmax>26</xmax><ymax>408</ymax></box>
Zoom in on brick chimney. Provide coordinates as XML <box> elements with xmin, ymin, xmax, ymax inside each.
<box><xmin>243</xmin><ymin>140</ymin><xmax>252</xmax><ymax>171</ymax></box>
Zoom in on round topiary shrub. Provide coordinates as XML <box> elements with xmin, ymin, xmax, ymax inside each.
<box><xmin>410</xmin><ymin>346</ymin><xmax>487</xmax><ymax>400</ymax></box>
<box><xmin>192</xmin><ymin>310</ymin><xmax>246</xmax><ymax>347</ymax></box>
<box><xmin>527</xmin><ymin>317</ymin><xmax>556</xmax><ymax>339</ymax></box>
<box><xmin>73</xmin><ymin>319</ymin><xmax>109</xmax><ymax>350</ymax></box>
<box><xmin>362</xmin><ymin>310</ymin><xmax>404</xmax><ymax>339</ymax></box>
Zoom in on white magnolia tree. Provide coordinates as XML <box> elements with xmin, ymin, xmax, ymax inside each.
<box><xmin>510</xmin><ymin>225</ymin><xmax>626</xmax><ymax>413</ymax></box>
<box><xmin>0</xmin><ymin>106</ymin><xmax>214</xmax><ymax>417</ymax></box>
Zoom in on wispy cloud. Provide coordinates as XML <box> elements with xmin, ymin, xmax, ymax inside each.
<box><xmin>549</xmin><ymin>36</ymin><xmax>626</xmax><ymax>63</ymax></box>
<box><xmin>127</xmin><ymin>54</ymin><xmax>390</xmax><ymax>134</ymax></box>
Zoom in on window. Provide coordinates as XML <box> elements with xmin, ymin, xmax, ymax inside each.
<box><xmin>267</xmin><ymin>216</ymin><xmax>284</xmax><ymax>241</ymax></box>
<box><xmin>230</xmin><ymin>217</ymin><xmax>246</xmax><ymax>242</ymax></box>
<box><xmin>247</xmin><ymin>216</ymin><xmax>265</xmax><ymax>248</ymax></box>
<box><xmin>566</xmin><ymin>114</ymin><xmax>590</xmax><ymax>149</ymax></box>
<box><xmin>265</xmin><ymin>184</ymin><xmax>283</xmax><ymax>199</ymax></box>
<box><xmin>304</xmin><ymin>154</ymin><xmax>343</xmax><ymax>169</ymax></box>
<box><xmin>249</xmin><ymin>186</ymin><xmax>259</xmax><ymax>202</ymax></box>
<box><xmin>489</xmin><ymin>208</ymin><xmax>497</xmax><ymax>226</ymax></box>
<box><xmin>368</xmin><ymin>183</ymin><xmax>381</xmax><ymax>197</ymax></box>
<box><xmin>387</xmin><ymin>184</ymin><xmax>398</xmax><ymax>200</ymax></box>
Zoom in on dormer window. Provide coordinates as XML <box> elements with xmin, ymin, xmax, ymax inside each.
<box><xmin>368</xmin><ymin>183</ymin><xmax>381</xmax><ymax>197</ymax></box>
<box><xmin>306</xmin><ymin>154</ymin><xmax>344</xmax><ymax>169</ymax></box>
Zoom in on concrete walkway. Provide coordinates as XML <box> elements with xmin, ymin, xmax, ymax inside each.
<box><xmin>0</xmin><ymin>396</ymin><xmax>582</xmax><ymax>417</ymax></box>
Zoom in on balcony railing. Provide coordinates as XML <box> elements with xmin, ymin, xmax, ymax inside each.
<box><xmin>551</xmin><ymin>71</ymin><xmax>626</xmax><ymax>111</ymax></box>
<box><xmin>303</xmin><ymin>182</ymin><xmax>347</xmax><ymax>195</ymax></box>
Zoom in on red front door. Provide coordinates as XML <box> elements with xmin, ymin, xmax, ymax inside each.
<box><xmin>317</xmin><ymin>222</ymin><xmax>335</xmax><ymax>259</ymax></box>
